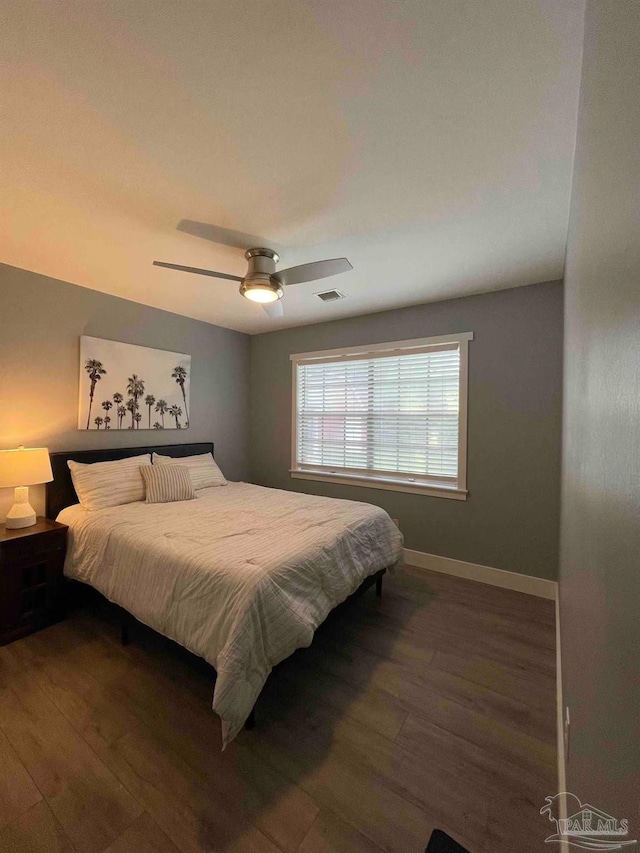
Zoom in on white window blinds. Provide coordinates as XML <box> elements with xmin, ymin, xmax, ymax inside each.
<box><xmin>291</xmin><ymin>334</ymin><xmax>471</xmax><ymax>495</ymax></box>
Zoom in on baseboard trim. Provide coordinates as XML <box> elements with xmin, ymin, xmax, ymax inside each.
<box><xmin>403</xmin><ymin>549</ymin><xmax>557</xmax><ymax>600</ymax></box>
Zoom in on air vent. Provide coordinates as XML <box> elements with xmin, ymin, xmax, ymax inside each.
<box><xmin>315</xmin><ymin>289</ymin><xmax>346</xmax><ymax>302</ymax></box>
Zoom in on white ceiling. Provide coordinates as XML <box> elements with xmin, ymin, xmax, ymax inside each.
<box><xmin>1</xmin><ymin>0</ymin><xmax>584</xmax><ymax>334</ymax></box>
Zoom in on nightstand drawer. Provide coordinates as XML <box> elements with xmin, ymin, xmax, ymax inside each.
<box><xmin>0</xmin><ymin>529</ymin><xmax>66</xmax><ymax>569</ymax></box>
<box><xmin>0</xmin><ymin>518</ymin><xmax>68</xmax><ymax>645</ymax></box>
<box><xmin>0</xmin><ymin>557</ymin><xmax>64</xmax><ymax>636</ymax></box>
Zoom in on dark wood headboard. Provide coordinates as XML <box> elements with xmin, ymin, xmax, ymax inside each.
<box><xmin>46</xmin><ymin>442</ymin><xmax>214</xmax><ymax>520</ymax></box>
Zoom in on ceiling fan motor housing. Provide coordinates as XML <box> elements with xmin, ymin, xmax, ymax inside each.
<box><xmin>245</xmin><ymin>247</ymin><xmax>279</xmax><ymax>269</ymax></box>
<box><xmin>240</xmin><ymin>247</ymin><xmax>283</xmax><ymax>301</ymax></box>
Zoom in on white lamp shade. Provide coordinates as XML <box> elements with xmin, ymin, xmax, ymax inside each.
<box><xmin>0</xmin><ymin>447</ymin><xmax>53</xmax><ymax>488</ymax></box>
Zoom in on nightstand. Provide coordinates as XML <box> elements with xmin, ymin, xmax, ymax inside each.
<box><xmin>0</xmin><ymin>517</ymin><xmax>68</xmax><ymax>645</ymax></box>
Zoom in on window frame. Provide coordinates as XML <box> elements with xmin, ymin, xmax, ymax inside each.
<box><xmin>290</xmin><ymin>331</ymin><xmax>473</xmax><ymax>500</ymax></box>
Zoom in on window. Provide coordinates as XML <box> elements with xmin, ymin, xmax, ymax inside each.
<box><xmin>290</xmin><ymin>332</ymin><xmax>472</xmax><ymax>499</ymax></box>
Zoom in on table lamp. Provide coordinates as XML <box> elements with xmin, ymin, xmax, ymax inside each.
<box><xmin>0</xmin><ymin>446</ymin><xmax>53</xmax><ymax>529</ymax></box>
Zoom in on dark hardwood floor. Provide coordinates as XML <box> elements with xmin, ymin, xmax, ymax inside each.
<box><xmin>0</xmin><ymin>565</ymin><xmax>557</xmax><ymax>853</ymax></box>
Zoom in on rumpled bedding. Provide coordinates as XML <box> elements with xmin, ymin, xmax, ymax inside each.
<box><xmin>58</xmin><ymin>482</ymin><xmax>404</xmax><ymax>745</ymax></box>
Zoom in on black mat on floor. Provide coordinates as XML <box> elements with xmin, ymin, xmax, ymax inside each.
<box><xmin>426</xmin><ymin>829</ymin><xmax>471</xmax><ymax>853</ymax></box>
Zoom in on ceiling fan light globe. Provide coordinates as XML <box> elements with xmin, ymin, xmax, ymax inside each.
<box><xmin>239</xmin><ymin>278</ymin><xmax>283</xmax><ymax>303</ymax></box>
<box><xmin>244</xmin><ymin>288</ymin><xmax>279</xmax><ymax>304</ymax></box>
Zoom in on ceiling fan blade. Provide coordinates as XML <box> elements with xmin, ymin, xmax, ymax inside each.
<box><xmin>153</xmin><ymin>261</ymin><xmax>243</xmax><ymax>282</ymax></box>
<box><xmin>272</xmin><ymin>258</ymin><xmax>352</xmax><ymax>288</ymax></box>
<box><xmin>177</xmin><ymin>220</ymin><xmax>279</xmax><ymax>252</ymax></box>
<box><xmin>262</xmin><ymin>300</ymin><xmax>284</xmax><ymax>319</ymax></box>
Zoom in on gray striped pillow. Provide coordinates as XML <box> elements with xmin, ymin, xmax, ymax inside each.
<box><xmin>140</xmin><ymin>464</ymin><xmax>196</xmax><ymax>504</ymax></box>
<box><xmin>68</xmin><ymin>454</ymin><xmax>151</xmax><ymax>511</ymax></box>
<box><xmin>152</xmin><ymin>451</ymin><xmax>227</xmax><ymax>489</ymax></box>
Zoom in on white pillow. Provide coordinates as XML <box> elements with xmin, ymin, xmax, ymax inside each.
<box><xmin>140</xmin><ymin>464</ymin><xmax>196</xmax><ymax>504</ymax></box>
<box><xmin>68</xmin><ymin>454</ymin><xmax>151</xmax><ymax>511</ymax></box>
<box><xmin>152</xmin><ymin>451</ymin><xmax>227</xmax><ymax>490</ymax></box>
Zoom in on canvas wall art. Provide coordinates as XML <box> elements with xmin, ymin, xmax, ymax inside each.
<box><xmin>79</xmin><ymin>336</ymin><xmax>191</xmax><ymax>430</ymax></box>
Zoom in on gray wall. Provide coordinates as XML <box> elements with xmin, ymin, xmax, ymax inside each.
<box><xmin>560</xmin><ymin>0</ymin><xmax>640</xmax><ymax>828</ymax></box>
<box><xmin>251</xmin><ymin>281</ymin><xmax>563</xmax><ymax>580</ymax></box>
<box><xmin>0</xmin><ymin>263</ymin><xmax>251</xmax><ymax>518</ymax></box>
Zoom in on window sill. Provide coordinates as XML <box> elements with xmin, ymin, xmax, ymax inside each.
<box><xmin>290</xmin><ymin>469</ymin><xmax>468</xmax><ymax>500</ymax></box>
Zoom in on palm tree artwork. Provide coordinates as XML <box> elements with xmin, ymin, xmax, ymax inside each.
<box><xmin>126</xmin><ymin>375</ymin><xmax>144</xmax><ymax>429</ymax></box>
<box><xmin>113</xmin><ymin>393</ymin><xmax>124</xmax><ymax>427</ymax></box>
<box><xmin>125</xmin><ymin>398</ymin><xmax>138</xmax><ymax>429</ymax></box>
<box><xmin>79</xmin><ymin>338</ymin><xmax>190</xmax><ymax>430</ymax></box>
<box><xmin>127</xmin><ymin>373</ymin><xmax>145</xmax><ymax>404</ymax></box>
<box><xmin>168</xmin><ymin>405</ymin><xmax>183</xmax><ymax>429</ymax></box>
<box><xmin>172</xmin><ymin>366</ymin><xmax>189</xmax><ymax>428</ymax></box>
<box><xmin>145</xmin><ymin>395</ymin><xmax>156</xmax><ymax>428</ymax></box>
<box><xmin>84</xmin><ymin>359</ymin><xmax>106</xmax><ymax>429</ymax></box>
<box><xmin>155</xmin><ymin>399</ymin><xmax>167</xmax><ymax>428</ymax></box>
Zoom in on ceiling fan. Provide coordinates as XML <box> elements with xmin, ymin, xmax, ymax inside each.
<box><xmin>153</xmin><ymin>222</ymin><xmax>352</xmax><ymax>319</ymax></box>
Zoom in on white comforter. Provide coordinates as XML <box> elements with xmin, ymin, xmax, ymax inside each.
<box><xmin>58</xmin><ymin>482</ymin><xmax>403</xmax><ymax>745</ymax></box>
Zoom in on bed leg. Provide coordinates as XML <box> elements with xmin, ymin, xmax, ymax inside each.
<box><xmin>120</xmin><ymin>613</ymin><xmax>130</xmax><ymax>646</ymax></box>
<box><xmin>245</xmin><ymin>708</ymin><xmax>256</xmax><ymax>730</ymax></box>
<box><xmin>376</xmin><ymin>573</ymin><xmax>383</xmax><ymax>597</ymax></box>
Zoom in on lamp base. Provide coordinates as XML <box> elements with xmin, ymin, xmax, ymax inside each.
<box><xmin>5</xmin><ymin>486</ymin><xmax>37</xmax><ymax>529</ymax></box>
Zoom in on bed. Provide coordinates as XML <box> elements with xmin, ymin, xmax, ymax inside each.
<box><xmin>47</xmin><ymin>443</ymin><xmax>404</xmax><ymax>746</ymax></box>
